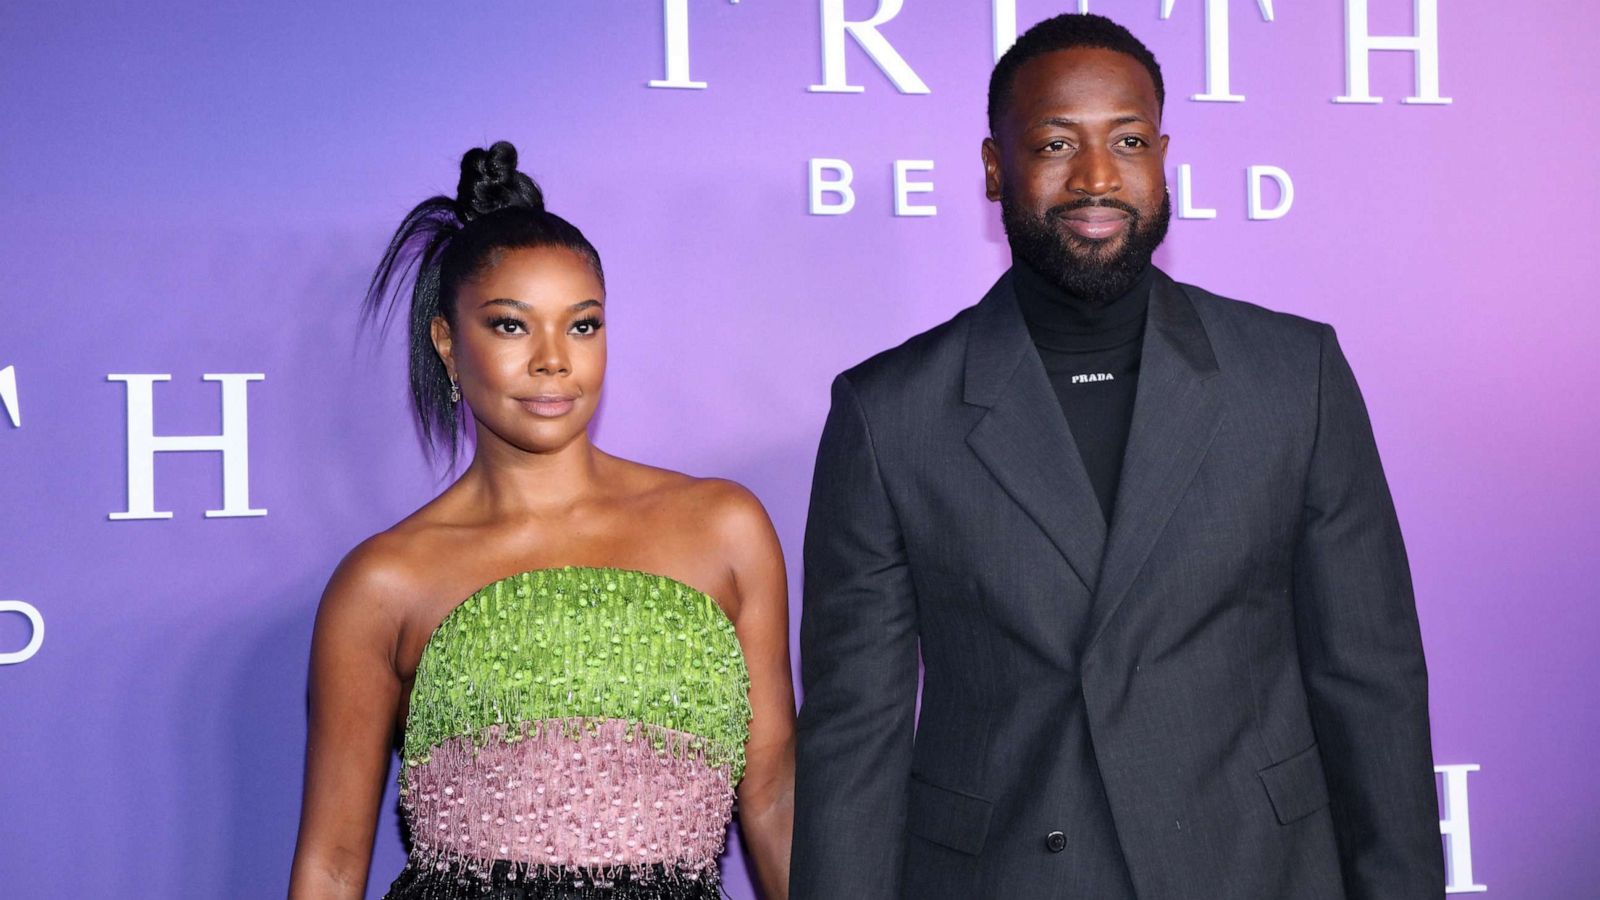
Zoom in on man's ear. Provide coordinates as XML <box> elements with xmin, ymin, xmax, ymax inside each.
<box><xmin>982</xmin><ymin>137</ymin><xmax>1004</xmax><ymax>202</ymax></box>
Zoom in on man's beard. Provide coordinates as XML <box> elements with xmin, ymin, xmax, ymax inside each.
<box><xmin>1001</xmin><ymin>190</ymin><xmax>1172</xmax><ymax>303</ymax></box>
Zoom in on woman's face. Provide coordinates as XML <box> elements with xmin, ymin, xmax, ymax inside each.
<box><xmin>433</xmin><ymin>245</ymin><xmax>606</xmax><ymax>456</ymax></box>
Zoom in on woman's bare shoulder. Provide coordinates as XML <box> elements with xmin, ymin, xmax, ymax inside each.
<box><xmin>637</xmin><ymin>466</ymin><xmax>780</xmax><ymax>578</ymax></box>
<box><xmin>605</xmin><ymin>456</ymin><xmax>771</xmax><ymax>533</ymax></box>
<box><xmin>316</xmin><ymin>506</ymin><xmax>461</xmax><ymax>646</ymax></box>
<box><xmin>687</xmin><ymin>476</ymin><xmax>773</xmax><ymax>536</ymax></box>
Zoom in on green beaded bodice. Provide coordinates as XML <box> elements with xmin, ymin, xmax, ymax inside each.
<box><xmin>402</xmin><ymin>566</ymin><xmax>752</xmax><ymax>780</ymax></box>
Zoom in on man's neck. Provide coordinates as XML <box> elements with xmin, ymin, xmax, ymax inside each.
<box><xmin>1012</xmin><ymin>257</ymin><xmax>1154</xmax><ymax>349</ymax></box>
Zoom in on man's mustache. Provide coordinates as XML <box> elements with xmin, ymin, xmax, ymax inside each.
<box><xmin>1047</xmin><ymin>198</ymin><xmax>1141</xmax><ymax>219</ymax></box>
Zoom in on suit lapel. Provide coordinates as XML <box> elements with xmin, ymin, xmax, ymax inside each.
<box><xmin>964</xmin><ymin>272</ymin><xmax>1107</xmax><ymax>593</ymax></box>
<box><xmin>1086</xmin><ymin>273</ymin><xmax>1224</xmax><ymax>651</ymax></box>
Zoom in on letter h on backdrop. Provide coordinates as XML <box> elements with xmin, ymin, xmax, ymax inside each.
<box><xmin>1336</xmin><ymin>0</ymin><xmax>1451</xmax><ymax>104</ymax></box>
<box><xmin>107</xmin><ymin>373</ymin><xmax>266</xmax><ymax>520</ymax></box>
<box><xmin>1436</xmin><ymin>764</ymin><xmax>1487</xmax><ymax>893</ymax></box>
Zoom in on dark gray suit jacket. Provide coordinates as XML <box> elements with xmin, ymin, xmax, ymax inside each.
<box><xmin>792</xmin><ymin>270</ymin><xmax>1443</xmax><ymax>899</ymax></box>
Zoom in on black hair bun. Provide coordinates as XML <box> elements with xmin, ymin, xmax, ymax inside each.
<box><xmin>455</xmin><ymin>141</ymin><xmax>545</xmax><ymax>223</ymax></box>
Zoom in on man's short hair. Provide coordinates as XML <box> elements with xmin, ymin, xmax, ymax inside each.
<box><xmin>988</xmin><ymin>13</ymin><xmax>1166</xmax><ymax>137</ymax></box>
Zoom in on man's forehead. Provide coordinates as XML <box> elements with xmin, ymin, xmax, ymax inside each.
<box><xmin>1008</xmin><ymin>47</ymin><xmax>1160</xmax><ymax>121</ymax></box>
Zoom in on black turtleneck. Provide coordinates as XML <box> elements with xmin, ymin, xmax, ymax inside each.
<box><xmin>1013</xmin><ymin>260</ymin><xmax>1153</xmax><ymax>523</ymax></box>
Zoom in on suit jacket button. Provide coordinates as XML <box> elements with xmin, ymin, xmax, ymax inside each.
<box><xmin>1046</xmin><ymin>831</ymin><xmax>1067</xmax><ymax>853</ymax></box>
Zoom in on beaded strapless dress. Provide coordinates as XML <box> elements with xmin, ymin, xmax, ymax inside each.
<box><xmin>383</xmin><ymin>566</ymin><xmax>751</xmax><ymax>899</ymax></box>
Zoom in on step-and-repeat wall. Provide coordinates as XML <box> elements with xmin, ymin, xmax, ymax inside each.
<box><xmin>2</xmin><ymin>2</ymin><xmax>1596</xmax><ymax>896</ymax></box>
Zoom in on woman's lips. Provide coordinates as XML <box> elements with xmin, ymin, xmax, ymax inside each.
<box><xmin>519</xmin><ymin>395</ymin><xmax>576</xmax><ymax>417</ymax></box>
<box><xmin>1059</xmin><ymin>209</ymin><xmax>1130</xmax><ymax>240</ymax></box>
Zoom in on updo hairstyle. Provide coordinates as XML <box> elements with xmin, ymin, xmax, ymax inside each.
<box><xmin>363</xmin><ymin>141</ymin><xmax>603</xmax><ymax>460</ymax></box>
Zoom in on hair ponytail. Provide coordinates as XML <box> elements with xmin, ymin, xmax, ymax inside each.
<box><xmin>362</xmin><ymin>195</ymin><xmax>463</xmax><ymax>461</ymax></box>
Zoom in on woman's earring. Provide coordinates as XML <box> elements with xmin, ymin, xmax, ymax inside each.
<box><xmin>449</xmin><ymin>379</ymin><xmax>461</xmax><ymax>404</ymax></box>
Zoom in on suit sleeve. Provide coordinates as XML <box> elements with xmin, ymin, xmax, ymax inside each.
<box><xmin>791</xmin><ymin>373</ymin><xmax>920</xmax><ymax>900</ymax></box>
<box><xmin>1293</xmin><ymin>325</ymin><xmax>1444</xmax><ymax>898</ymax></box>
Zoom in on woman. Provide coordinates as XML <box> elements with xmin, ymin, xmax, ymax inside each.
<box><xmin>289</xmin><ymin>142</ymin><xmax>794</xmax><ymax>899</ymax></box>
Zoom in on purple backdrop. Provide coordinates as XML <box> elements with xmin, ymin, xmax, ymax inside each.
<box><xmin>2</xmin><ymin>2</ymin><xmax>1597</xmax><ymax>897</ymax></box>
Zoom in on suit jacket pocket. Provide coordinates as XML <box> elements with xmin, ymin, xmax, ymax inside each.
<box><xmin>906</xmin><ymin>776</ymin><xmax>994</xmax><ymax>855</ymax></box>
<box><xmin>1257</xmin><ymin>742</ymin><xmax>1332</xmax><ymax>825</ymax></box>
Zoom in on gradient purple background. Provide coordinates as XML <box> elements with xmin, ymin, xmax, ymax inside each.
<box><xmin>2</xmin><ymin>2</ymin><xmax>1596</xmax><ymax>897</ymax></box>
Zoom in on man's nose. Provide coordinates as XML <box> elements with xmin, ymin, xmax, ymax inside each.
<box><xmin>1067</xmin><ymin>145</ymin><xmax>1120</xmax><ymax>197</ymax></box>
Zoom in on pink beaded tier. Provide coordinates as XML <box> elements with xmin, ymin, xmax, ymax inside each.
<box><xmin>383</xmin><ymin>567</ymin><xmax>751</xmax><ymax>900</ymax></box>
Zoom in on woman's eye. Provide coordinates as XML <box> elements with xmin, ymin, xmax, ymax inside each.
<box><xmin>569</xmin><ymin>318</ymin><xmax>604</xmax><ymax>336</ymax></box>
<box><xmin>489</xmin><ymin>318</ymin><xmax>525</xmax><ymax>335</ymax></box>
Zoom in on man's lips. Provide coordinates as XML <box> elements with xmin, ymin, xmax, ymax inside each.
<box><xmin>1057</xmin><ymin>208</ymin><xmax>1130</xmax><ymax>240</ymax></box>
<box><xmin>518</xmin><ymin>395</ymin><xmax>577</xmax><ymax>417</ymax></box>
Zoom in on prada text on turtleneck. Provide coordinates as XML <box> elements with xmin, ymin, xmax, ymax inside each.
<box><xmin>1013</xmin><ymin>260</ymin><xmax>1153</xmax><ymax>523</ymax></box>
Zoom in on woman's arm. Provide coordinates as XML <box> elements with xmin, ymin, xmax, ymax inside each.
<box><xmin>288</xmin><ymin>545</ymin><xmax>409</xmax><ymax>899</ymax></box>
<box><xmin>714</xmin><ymin>483</ymin><xmax>796</xmax><ymax>900</ymax></box>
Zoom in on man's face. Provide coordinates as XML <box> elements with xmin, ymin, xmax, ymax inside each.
<box><xmin>983</xmin><ymin>47</ymin><xmax>1170</xmax><ymax>302</ymax></box>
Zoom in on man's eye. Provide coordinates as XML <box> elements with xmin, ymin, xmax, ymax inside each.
<box><xmin>1117</xmin><ymin>136</ymin><xmax>1147</xmax><ymax>148</ymax></box>
<box><xmin>1043</xmin><ymin>140</ymin><xmax>1070</xmax><ymax>153</ymax></box>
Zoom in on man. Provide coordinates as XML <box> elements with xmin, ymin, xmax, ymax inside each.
<box><xmin>792</xmin><ymin>13</ymin><xmax>1443</xmax><ymax>900</ymax></box>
